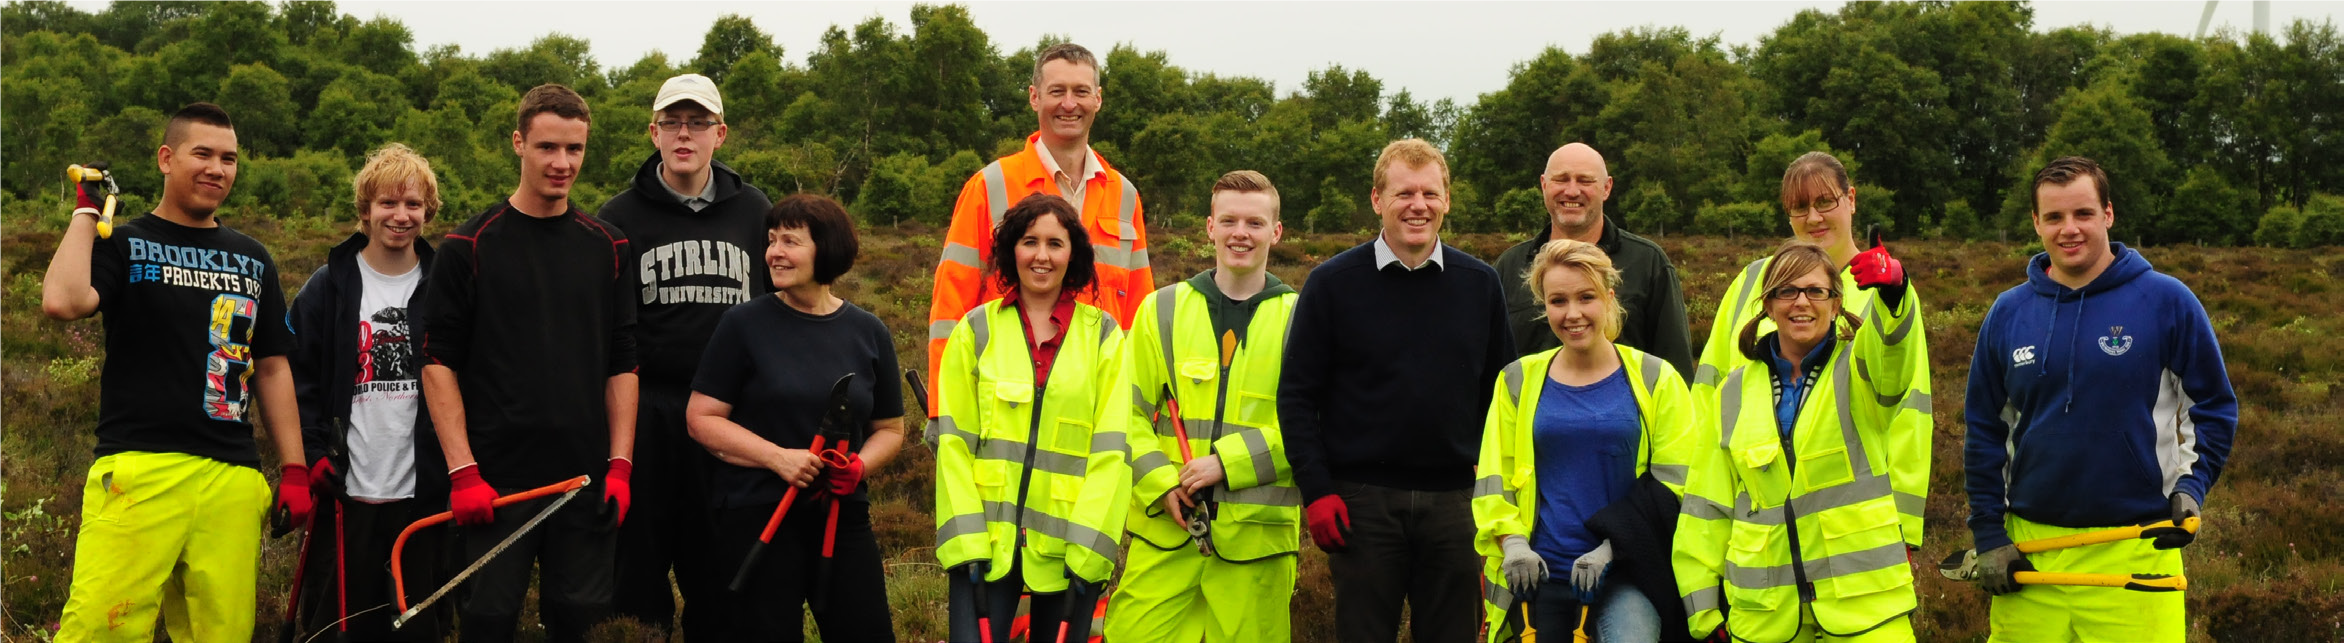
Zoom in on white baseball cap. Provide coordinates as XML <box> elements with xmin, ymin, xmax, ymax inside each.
<box><xmin>652</xmin><ymin>73</ymin><xmax>723</xmax><ymax>115</ymax></box>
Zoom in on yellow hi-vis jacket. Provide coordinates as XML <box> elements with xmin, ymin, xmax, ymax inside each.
<box><xmin>1118</xmin><ymin>281</ymin><xmax>1303</xmax><ymax>562</ymax></box>
<box><xmin>1472</xmin><ymin>344</ymin><xmax>1697</xmax><ymax>643</ymax></box>
<box><xmin>1693</xmin><ymin>256</ymin><xmax>1932</xmax><ymax>547</ymax></box>
<box><xmin>1673</xmin><ymin>282</ymin><xmax>1927</xmax><ymax>642</ymax></box>
<box><xmin>932</xmin><ymin>298</ymin><xmax>1131</xmax><ymax>590</ymax></box>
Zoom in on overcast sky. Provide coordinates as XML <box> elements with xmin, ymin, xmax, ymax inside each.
<box><xmin>94</xmin><ymin>1</ymin><xmax>2344</xmax><ymax>105</ymax></box>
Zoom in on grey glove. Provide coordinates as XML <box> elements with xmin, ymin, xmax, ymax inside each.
<box><xmin>1978</xmin><ymin>544</ymin><xmax>2030</xmax><ymax>596</ymax></box>
<box><xmin>1500</xmin><ymin>536</ymin><xmax>1548</xmax><ymax>599</ymax></box>
<box><xmin>1571</xmin><ymin>540</ymin><xmax>1615</xmax><ymax>597</ymax></box>
<box><xmin>2155</xmin><ymin>492</ymin><xmax>2200</xmax><ymax>550</ymax></box>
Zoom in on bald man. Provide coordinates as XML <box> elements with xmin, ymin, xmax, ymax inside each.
<box><xmin>1490</xmin><ymin>143</ymin><xmax>1693</xmax><ymax>377</ymax></box>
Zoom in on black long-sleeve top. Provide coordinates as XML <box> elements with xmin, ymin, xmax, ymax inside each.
<box><xmin>421</xmin><ymin>201</ymin><xmax>638</xmax><ymax>489</ymax></box>
<box><xmin>1278</xmin><ymin>241</ymin><xmax>1515</xmax><ymax>502</ymax></box>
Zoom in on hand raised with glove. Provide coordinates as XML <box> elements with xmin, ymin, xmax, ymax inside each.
<box><xmin>1849</xmin><ymin>226</ymin><xmax>1905</xmax><ymax>290</ymax></box>
<box><xmin>1306</xmin><ymin>494</ymin><xmax>1353</xmax><ymax>553</ymax></box>
<box><xmin>1500</xmin><ymin>535</ymin><xmax>1548</xmax><ymax>601</ymax></box>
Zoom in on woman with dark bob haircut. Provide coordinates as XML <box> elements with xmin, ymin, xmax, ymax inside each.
<box><xmin>934</xmin><ymin>193</ymin><xmax>1132</xmax><ymax>643</ymax></box>
<box><xmin>686</xmin><ymin>194</ymin><xmax>906</xmax><ymax>640</ymax></box>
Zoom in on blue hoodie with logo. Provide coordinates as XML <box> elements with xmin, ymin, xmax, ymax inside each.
<box><xmin>1964</xmin><ymin>244</ymin><xmax>2237</xmax><ymax>552</ymax></box>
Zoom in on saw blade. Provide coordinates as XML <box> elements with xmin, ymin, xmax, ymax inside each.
<box><xmin>394</xmin><ymin>485</ymin><xmax>586</xmax><ymax>628</ymax></box>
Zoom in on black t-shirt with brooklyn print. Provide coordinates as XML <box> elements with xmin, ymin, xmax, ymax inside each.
<box><xmin>89</xmin><ymin>214</ymin><xmax>294</xmax><ymax>469</ymax></box>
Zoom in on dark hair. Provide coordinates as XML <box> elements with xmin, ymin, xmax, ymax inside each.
<box><xmin>1738</xmin><ymin>241</ymin><xmax>1862</xmax><ymax>361</ymax></box>
<box><xmin>2031</xmin><ymin>156</ymin><xmax>2111</xmax><ymax>213</ymax></box>
<box><xmin>764</xmin><ymin>194</ymin><xmax>860</xmax><ymax>285</ymax></box>
<box><xmin>989</xmin><ymin>193</ymin><xmax>1096</xmax><ymax>297</ymax></box>
<box><xmin>164</xmin><ymin>102</ymin><xmax>234</xmax><ymax>147</ymax></box>
<box><xmin>517</xmin><ymin>84</ymin><xmax>591</xmax><ymax>136</ymax></box>
<box><xmin>1032</xmin><ymin>42</ymin><xmax>1101</xmax><ymax>87</ymax></box>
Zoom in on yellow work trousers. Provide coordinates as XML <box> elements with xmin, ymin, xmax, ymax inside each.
<box><xmin>1989</xmin><ymin>515</ymin><xmax>2185</xmax><ymax>643</ymax></box>
<box><xmin>1104</xmin><ymin>542</ymin><xmax>1296</xmax><ymax>643</ymax></box>
<box><xmin>59</xmin><ymin>451</ymin><xmax>270</xmax><ymax>643</ymax></box>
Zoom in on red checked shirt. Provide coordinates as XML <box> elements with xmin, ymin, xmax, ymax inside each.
<box><xmin>1014</xmin><ymin>292</ymin><xmax>1078</xmax><ymax>387</ymax></box>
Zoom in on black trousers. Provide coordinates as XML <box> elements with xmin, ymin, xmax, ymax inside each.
<box><xmin>456</xmin><ymin>485</ymin><xmax>617</xmax><ymax>643</ymax></box>
<box><xmin>613</xmin><ymin>390</ymin><xmax>717</xmax><ymax>639</ymax></box>
<box><xmin>946</xmin><ymin>559</ymin><xmax>1101</xmax><ymax>643</ymax></box>
<box><xmin>294</xmin><ymin>496</ymin><xmax>447</xmax><ymax>642</ymax></box>
<box><xmin>709</xmin><ymin>498</ymin><xmax>895</xmax><ymax>642</ymax></box>
<box><xmin>1326</xmin><ymin>480</ymin><xmax>1482</xmax><ymax>643</ymax></box>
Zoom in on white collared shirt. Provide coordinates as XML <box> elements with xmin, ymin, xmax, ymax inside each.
<box><xmin>1035</xmin><ymin>143</ymin><xmax>1106</xmax><ymax>205</ymax></box>
<box><xmin>1373</xmin><ymin>233</ymin><xmax>1446</xmax><ymax>272</ymax></box>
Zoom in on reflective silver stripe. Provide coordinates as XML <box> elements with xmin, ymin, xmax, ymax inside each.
<box><xmin>1095</xmin><ymin>243</ymin><xmax>1145</xmax><ymax>270</ymax></box>
<box><xmin>975</xmin><ymin>440</ymin><xmax>1088</xmax><ymax>478</ymax></box>
<box><xmin>1730</xmin><ymin>475</ymin><xmax>1894</xmax><ymax>526</ymax></box>
<box><xmin>1718</xmin><ymin>368</ymin><xmax>1746</xmax><ymax>448</ymax></box>
<box><xmin>1878</xmin><ymin>298</ymin><xmax>1916</xmax><ymax>345</ymax></box>
<box><xmin>1856</xmin><ymin>358</ymin><xmax>1902</xmax><ymax>408</ymax></box>
<box><xmin>1131</xmin><ymin>451</ymin><xmax>1171</xmax><ymax>482</ymax></box>
<box><xmin>930</xmin><ymin>415</ymin><xmax>978</xmax><ymax>446</ymax></box>
<box><xmin>1694</xmin><ymin>364</ymin><xmax>1720</xmax><ymax>388</ymax></box>
<box><xmin>1725</xmin><ymin>258</ymin><xmax>1767</xmax><ymax>334</ymax></box>
<box><xmin>1901</xmin><ymin>392</ymin><xmax>1933</xmax><ymax>414</ymax></box>
<box><xmin>1026</xmin><ymin>511</ymin><xmax>1120</xmax><ymax>560</ymax></box>
<box><xmin>966</xmin><ymin>308</ymin><xmax>992</xmax><ymax>357</ymax></box>
<box><xmin>1238</xmin><ymin>428</ymin><xmax>1277</xmax><ymax>486</ymax></box>
<box><xmin>1651</xmin><ymin>464</ymin><xmax>1689</xmax><ymax>487</ymax></box>
<box><xmin>1641</xmin><ymin>353</ymin><xmax>1667</xmax><ymax>392</ymax></box>
<box><xmin>942</xmin><ymin>242</ymin><xmax>982</xmax><ymax>269</ymax></box>
<box><xmin>981</xmin><ymin>161</ymin><xmax>1009</xmax><ymax>232</ymax></box>
<box><xmin>1502</xmin><ymin>360</ymin><xmax>1525</xmax><ymax>406</ymax></box>
<box><xmin>937</xmin><ymin>511</ymin><xmax>989</xmax><ymax>544</ymax></box>
<box><xmin>1131</xmin><ymin>384</ymin><xmax>1158</xmax><ymax>418</ymax></box>
<box><xmin>1722</xmin><ymin>540</ymin><xmax>1907</xmax><ymax>590</ymax></box>
<box><xmin>984</xmin><ymin>500</ymin><xmax>1020</xmax><ymax>523</ymax></box>
<box><xmin>1683</xmin><ymin>493</ymin><xmax>1733</xmax><ymax>521</ymax></box>
<box><xmin>1484</xmin><ymin>575</ymin><xmax>1511</xmax><ymax>605</ymax></box>
<box><xmin>1473</xmin><ymin>474</ymin><xmax>1509</xmax><ymax>500</ymax></box>
<box><xmin>1223</xmin><ymin>483</ymin><xmax>1301</xmax><ymax>507</ymax></box>
<box><xmin>1116</xmin><ymin>173</ymin><xmax>1140</xmax><ymax>239</ymax></box>
<box><xmin>1099</xmin><ymin>312</ymin><xmax>1117</xmax><ymax>342</ymax></box>
<box><xmin>1830</xmin><ymin>347</ymin><xmax>1875</xmax><ymax>479</ymax></box>
<box><xmin>1128</xmin><ymin>247</ymin><xmax>1150</xmax><ymax>267</ymax></box>
<box><xmin>1895</xmin><ymin>491</ymin><xmax>1925</xmax><ymax>518</ymax></box>
<box><xmin>1153</xmin><ymin>284</ymin><xmax>1181</xmax><ymax>377</ymax></box>
<box><xmin>1090</xmin><ymin>430</ymin><xmax>1129</xmax><ymax>456</ymax></box>
<box><xmin>929</xmin><ymin>319</ymin><xmax>956</xmax><ymax>341</ymax></box>
<box><xmin>1682</xmin><ymin>585</ymin><xmax>1723</xmax><ymax>615</ymax></box>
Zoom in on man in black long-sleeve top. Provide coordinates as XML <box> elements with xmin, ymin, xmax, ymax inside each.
<box><xmin>1279</xmin><ymin>139</ymin><xmax>1514</xmax><ymax>643</ymax></box>
<box><xmin>419</xmin><ymin>84</ymin><xmax>640</xmax><ymax>643</ymax></box>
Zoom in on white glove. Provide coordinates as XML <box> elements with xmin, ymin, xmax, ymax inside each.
<box><xmin>1500</xmin><ymin>535</ymin><xmax>1548</xmax><ymax>596</ymax></box>
<box><xmin>1572</xmin><ymin>540</ymin><xmax>1615</xmax><ymax>595</ymax></box>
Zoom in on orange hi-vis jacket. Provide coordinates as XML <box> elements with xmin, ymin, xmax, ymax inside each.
<box><xmin>925</xmin><ymin>133</ymin><xmax>1152</xmax><ymax>413</ymax></box>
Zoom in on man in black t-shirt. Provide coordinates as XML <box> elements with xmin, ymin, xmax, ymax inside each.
<box><xmin>594</xmin><ymin>73</ymin><xmax>772</xmax><ymax>639</ymax></box>
<box><xmin>419</xmin><ymin>84</ymin><xmax>640</xmax><ymax>643</ymax></box>
<box><xmin>44</xmin><ymin>103</ymin><xmax>311</xmax><ymax>642</ymax></box>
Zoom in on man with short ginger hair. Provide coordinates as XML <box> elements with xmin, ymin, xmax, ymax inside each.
<box><xmin>923</xmin><ymin>42</ymin><xmax>1153</xmax><ymax>415</ymax></box>
<box><xmin>420</xmin><ymin>83</ymin><xmax>640</xmax><ymax>643</ymax></box>
<box><xmin>1281</xmin><ymin>139</ymin><xmax>1513</xmax><ymax>643</ymax></box>
<box><xmin>1964</xmin><ymin>156</ymin><xmax>2237</xmax><ymax>643</ymax></box>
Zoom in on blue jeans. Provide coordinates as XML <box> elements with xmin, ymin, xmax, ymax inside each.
<box><xmin>1532</xmin><ymin>581</ymin><xmax>1662</xmax><ymax>643</ymax></box>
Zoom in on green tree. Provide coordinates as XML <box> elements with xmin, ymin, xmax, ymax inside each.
<box><xmin>310</xmin><ymin>69</ymin><xmax>409</xmax><ymax>157</ymax></box>
<box><xmin>690</xmin><ymin>14</ymin><xmax>777</xmax><ymax>84</ymax></box>
<box><xmin>1126</xmin><ymin>112</ymin><xmax>1215</xmax><ymax>223</ymax></box>
<box><xmin>215</xmin><ymin>64</ymin><xmax>298</xmax><ymax>156</ymax></box>
<box><xmin>2166</xmin><ymin>165</ymin><xmax>2250</xmax><ymax>245</ymax></box>
<box><xmin>2254</xmin><ymin>203</ymin><xmax>2304</xmax><ymax>247</ymax></box>
<box><xmin>2005</xmin><ymin>78</ymin><xmax>2173</xmax><ymax>242</ymax></box>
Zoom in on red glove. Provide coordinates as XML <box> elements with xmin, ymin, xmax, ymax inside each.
<box><xmin>274</xmin><ymin>463</ymin><xmax>314</xmax><ymax>528</ymax></box>
<box><xmin>449</xmin><ymin>463</ymin><xmax>497</xmax><ymax>526</ymax></box>
<box><xmin>1708</xmin><ymin>625</ymin><xmax>1731</xmax><ymax>643</ymax></box>
<box><xmin>74</xmin><ymin>179</ymin><xmax>102</xmax><ymax>216</ymax></box>
<box><xmin>821</xmin><ymin>451</ymin><xmax>864</xmax><ymax>496</ymax></box>
<box><xmin>602</xmin><ymin>457</ymin><xmax>633</xmax><ymax>527</ymax></box>
<box><xmin>1849</xmin><ymin>232</ymin><xmax>1904</xmax><ymax>290</ymax></box>
<box><xmin>1306</xmin><ymin>494</ymin><xmax>1352</xmax><ymax>553</ymax></box>
<box><xmin>309</xmin><ymin>457</ymin><xmax>342</xmax><ymax>499</ymax></box>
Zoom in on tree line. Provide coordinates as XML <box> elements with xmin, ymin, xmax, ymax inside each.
<box><xmin>5</xmin><ymin>1</ymin><xmax>2341</xmax><ymax>247</ymax></box>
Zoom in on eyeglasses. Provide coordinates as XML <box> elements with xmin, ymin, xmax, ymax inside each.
<box><xmin>1766</xmin><ymin>286</ymin><xmax>1841</xmax><ymax>301</ymax></box>
<box><xmin>1788</xmin><ymin>194</ymin><xmax>1844</xmax><ymax>216</ymax></box>
<box><xmin>654</xmin><ymin>119</ymin><xmax>721</xmax><ymax>133</ymax></box>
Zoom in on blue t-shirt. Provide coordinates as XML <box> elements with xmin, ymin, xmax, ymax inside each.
<box><xmin>1530</xmin><ymin>367</ymin><xmax>1643</xmax><ymax>570</ymax></box>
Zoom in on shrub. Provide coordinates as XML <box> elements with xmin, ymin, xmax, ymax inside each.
<box><xmin>2256</xmin><ymin>204</ymin><xmax>2304</xmax><ymax>247</ymax></box>
<box><xmin>1693</xmin><ymin>200</ymin><xmax>1778</xmax><ymax>239</ymax></box>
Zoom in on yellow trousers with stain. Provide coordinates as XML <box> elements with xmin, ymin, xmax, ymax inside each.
<box><xmin>59</xmin><ymin>451</ymin><xmax>269</xmax><ymax>643</ymax></box>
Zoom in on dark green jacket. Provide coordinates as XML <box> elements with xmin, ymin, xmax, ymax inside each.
<box><xmin>1491</xmin><ymin>216</ymin><xmax>1695</xmax><ymax>379</ymax></box>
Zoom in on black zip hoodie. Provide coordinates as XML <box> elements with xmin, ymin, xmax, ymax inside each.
<box><xmin>289</xmin><ymin>232</ymin><xmax>446</xmax><ymax>500</ymax></box>
<box><xmin>597</xmin><ymin>152</ymin><xmax>775</xmax><ymax>393</ymax></box>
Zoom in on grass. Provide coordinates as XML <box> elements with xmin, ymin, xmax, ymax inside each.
<box><xmin>4</xmin><ymin>207</ymin><xmax>2340</xmax><ymax>641</ymax></box>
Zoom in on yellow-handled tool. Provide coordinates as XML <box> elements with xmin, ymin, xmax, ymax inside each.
<box><xmin>1939</xmin><ymin>517</ymin><xmax>2199</xmax><ymax>592</ymax></box>
<box><xmin>67</xmin><ymin>163</ymin><xmax>119</xmax><ymax>239</ymax></box>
